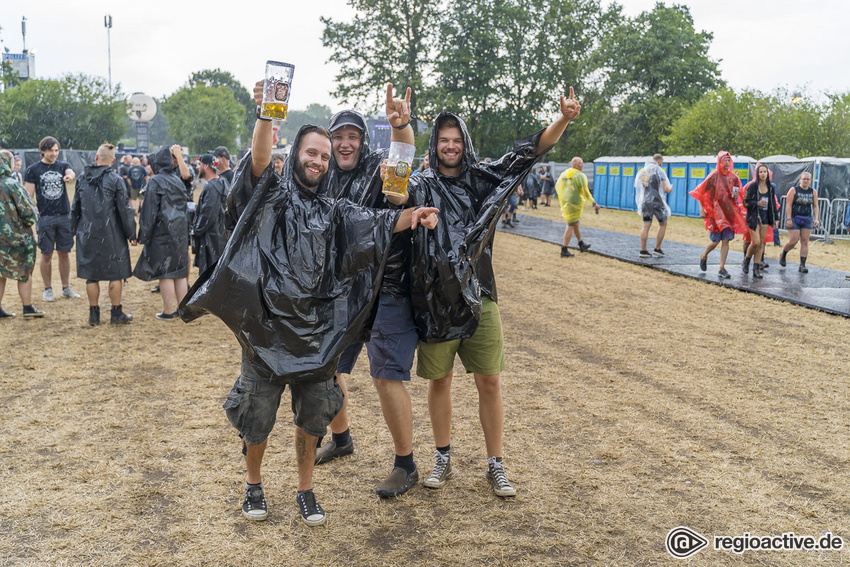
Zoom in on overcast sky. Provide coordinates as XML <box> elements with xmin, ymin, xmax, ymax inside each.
<box><xmin>1</xmin><ymin>0</ymin><xmax>847</xmax><ymax>113</ymax></box>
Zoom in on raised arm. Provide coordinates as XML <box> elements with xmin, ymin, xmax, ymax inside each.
<box><xmin>251</xmin><ymin>80</ymin><xmax>274</xmax><ymax>178</ymax></box>
<box><xmin>387</xmin><ymin>84</ymin><xmax>415</xmax><ymax>146</ymax></box>
<box><xmin>536</xmin><ymin>87</ymin><xmax>581</xmax><ymax>156</ymax></box>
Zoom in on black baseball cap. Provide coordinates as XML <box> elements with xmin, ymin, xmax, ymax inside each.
<box><xmin>329</xmin><ymin>110</ymin><xmax>366</xmax><ymax>133</ymax></box>
<box><xmin>199</xmin><ymin>154</ymin><xmax>216</xmax><ymax>166</ymax></box>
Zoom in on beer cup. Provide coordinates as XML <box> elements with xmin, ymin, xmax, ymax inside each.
<box><xmin>261</xmin><ymin>61</ymin><xmax>295</xmax><ymax>121</ymax></box>
<box><xmin>382</xmin><ymin>142</ymin><xmax>416</xmax><ymax>198</ymax></box>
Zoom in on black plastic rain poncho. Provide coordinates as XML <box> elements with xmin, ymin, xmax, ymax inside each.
<box><xmin>192</xmin><ymin>176</ymin><xmax>229</xmax><ymax>275</ymax></box>
<box><xmin>180</xmin><ymin>125</ymin><xmax>401</xmax><ymax>384</ymax></box>
<box><xmin>521</xmin><ymin>169</ymin><xmax>541</xmax><ymax>200</ymax></box>
<box><xmin>133</xmin><ymin>147</ymin><xmax>189</xmax><ymax>281</ymax></box>
<box><xmin>326</xmin><ymin>121</ymin><xmax>413</xmax><ymax>301</ymax></box>
<box><xmin>409</xmin><ymin>112</ymin><xmax>545</xmax><ymax>341</ymax></box>
<box><xmin>71</xmin><ymin>164</ymin><xmax>136</xmax><ymax>281</ymax></box>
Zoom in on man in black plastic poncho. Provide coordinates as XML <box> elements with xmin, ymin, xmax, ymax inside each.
<box><xmin>71</xmin><ymin>143</ymin><xmax>136</xmax><ymax>326</ymax></box>
<box><xmin>399</xmin><ymin>89</ymin><xmax>582</xmax><ymax>498</ymax></box>
<box><xmin>191</xmin><ymin>154</ymin><xmax>229</xmax><ymax>275</ymax></box>
<box><xmin>179</xmin><ymin>83</ymin><xmax>437</xmax><ymax>526</ymax></box>
<box><xmin>314</xmin><ymin>86</ymin><xmax>427</xmax><ymax>499</ymax></box>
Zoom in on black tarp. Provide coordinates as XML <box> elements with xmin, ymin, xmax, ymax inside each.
<box><xmin>71</xmin><ymin>165</ymin><xmax>136</xmax><ymax>281</ymax></box>
<box><xmin>179</xmin><ymin>125</ymin><xmax>401</xmax><ymax>384</ymax></box>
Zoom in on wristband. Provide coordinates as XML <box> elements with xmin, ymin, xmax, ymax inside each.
<box><xmin>393</xmin><ymin>119</ymin><xmax>411</xmax><ymax>130</ymax></box>
<box><xmin>256</xmin><ymin>105</ymin><xmax>272</xmax><ymax>122</ymax></box>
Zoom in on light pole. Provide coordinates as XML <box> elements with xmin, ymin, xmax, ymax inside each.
<box><xmin>104</xmin><ymin>14</ymin><xmax>113</xmax><ymax>92</ymax></box>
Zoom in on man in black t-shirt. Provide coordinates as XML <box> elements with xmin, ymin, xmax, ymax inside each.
<box><xmin>23</xmin><ymin>136</ymin><xmax>81</xmax><ymax>302</ymax></box>
<box><xmin>213</xmin><ymin>146</ymin><xmax>234</xmax><ymax>184</ymax></box>
<box><xmin>118</xmin><ymin>154</ymin><xmax>133</xmax><ymax>189</ymax></box>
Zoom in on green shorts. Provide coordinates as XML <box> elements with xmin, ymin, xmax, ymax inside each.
<box><xmin>416</xmin><ymin>297</ymin><xmax>505</xmax><ymax>379</ymax></box>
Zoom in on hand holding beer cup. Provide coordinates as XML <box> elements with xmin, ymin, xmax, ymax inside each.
<box><xmin>259</xmin><ymin>60</ymin><xmax>294</xmax><ymax>121</ymax></box>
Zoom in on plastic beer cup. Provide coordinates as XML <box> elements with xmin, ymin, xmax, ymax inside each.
<box><xmin>382</xmin><ymin>142</ymin><xmax>416</xmax><ymax>198</ymax></box>
<box><xmin>261</xmin><ymin>61</ymin><xmax>294</xmax><ymax>121</ymax></box>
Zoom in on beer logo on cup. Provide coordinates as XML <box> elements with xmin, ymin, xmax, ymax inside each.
<box><xmin>394</xmin><ymin>161</ymin><xmax>410</xmax><ymax>178</ymax></box>
<box><xmin>274</xmin><ymin>83</ymin><xmax>290</xmax><ymax>102</ymax></box>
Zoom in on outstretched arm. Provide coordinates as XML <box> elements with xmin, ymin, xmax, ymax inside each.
<box><xmin>393</xmin><ymin>206</ymin><xmax>439</xmax><ymax>233</ymax></box>
<box><xmin>251</xmin><ymin>80</ymin><xmax>273</xmax><ymax>178</ymax></box>
<box><xmin>536</xmin><ymin>87</ymin><xmax>581</xmax><ymax>156</ymax></box>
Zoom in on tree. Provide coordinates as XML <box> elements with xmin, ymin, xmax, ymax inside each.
<box><xmin>321</xmin><ymin>0</ymin><xmax>441</xmax><ymax>117</ymax></box>
<box><xmin>276</xmin><ymin>104</ymin><xmax>333</xmax><ymax>146</ymax></box>
<box><xmin>663</xmin><ymin>87</ymin><xmax>841</xmax><ymax>158</ymax></box>
<box><xmin>590</xmin><ymin>2</ymin><xmax>722</xmax><ymax>155</ymax></box>
<box><xmin>162</xmin><ymin>84</ymin><xmax>243</xmax><ymax>154</ymax></box>
<box><xmin>0</xmin><ymin>74</ymin><xmax>127</xmax><ymax>149</ymax></box>
<box><xmin>189</xmin><ymin>69</ymin><xmax>254</xmax><ymax>146</ymax></box>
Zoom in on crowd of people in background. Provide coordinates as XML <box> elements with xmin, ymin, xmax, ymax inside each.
<box><xmin>0</xmin><ymin>136</ymin><xmax>232</xmax><ymax>323</ymax></box>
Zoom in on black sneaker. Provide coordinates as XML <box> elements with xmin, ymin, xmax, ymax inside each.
<box><xmin>486</xmin><ymin>457</ymin><xmax>516</xmax><ymax>497</ymax></box>
<box><xmin>699</xmin><ymin>256</ymin><xmax>707</xmax><ymax>272</ymax></box>
<box><xmin>779</xmin><ymin>250</ymin><xmax>787</xmax><ymax>267</ymax></box>
<box><xmin>89</xmin><ymin>306</ymin><xmax>101</xmax><ymax>326</ymax></box>
<box><xmin>242</xmin><ymin>485</ymin><xmax>268</xmax><ymax>521</ymax></box>
<box><xmin>0</xmin><ymin>307</ymin><xmax>15</xmax><ymax>318</ymax></box>
<box><xmin>375</xmin><ymin>466</ymin><xmax>419</xmax><ymax>498</ymax></box>
<box><xmin>560</xmin><ymin>246</ymin><xmax>574</xmax><ymax>258</ymax></box>
<box><xmin>151</xmin><ymin>285</ymin><xmax>160</xmax><ymax>293</ymax></box>
<box><xmin>639</xmin><ymin>250</ymin><xmax>652</xmax><ymax>258</ymax></box>
<box><xmin>718</xmin><ymin>268</ymin><xmax>731</xmax><ymax>279</ymax></box>
<box><xmin>22</xmin><ymin>305</ymin><xmax>45</xmax><ymax>318</ymax></box>
<box><xmin>314</xmin><ymin>438</ymin><xmax>354</xmax><ymax>465</ymax></box>
<box><xmin>155</xmin><ymin>311</ymin><xmax>177</xmax><ymax>320</ymax></box>
<box><xmin>653</xmin><ymin>248</ymin><xmax>665</xmax><ymax>257</ymax></box>
<box><xmin>423</xmin><ymin>451</ymin><xmax>452</xmax><ymax>489</ymax></box>
<box><xmin>296</xmin><ymin>490</ymin><xmax>326</xmax><ymax>526</ymax></box>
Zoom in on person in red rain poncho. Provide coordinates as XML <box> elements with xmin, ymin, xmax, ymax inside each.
<box><xmin>689</xmin><ymin>151</ymin><xmax>746</xmax><ymax>279</ymax></box>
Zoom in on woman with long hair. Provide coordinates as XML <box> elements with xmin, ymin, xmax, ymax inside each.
<box><xmin>741</xmin><ymin>163</ymin><xmax>777</xmax><ymax>279</ymax></box>
<box><xmin>780</xmin><ymin>172</ymin><xmax>819</xmax><ymax>273</ymax></box>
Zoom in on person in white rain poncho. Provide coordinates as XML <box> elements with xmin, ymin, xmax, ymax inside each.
<box><xmin>635</xmin><ymin>154</ymin><xmax>672</xmax><ymax>258</ymax></box>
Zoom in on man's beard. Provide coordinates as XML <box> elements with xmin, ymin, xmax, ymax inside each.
<box><xmin>293</xmin><ymin>157</ymin><xmax>325</xmax><ymax>189</ymax></box>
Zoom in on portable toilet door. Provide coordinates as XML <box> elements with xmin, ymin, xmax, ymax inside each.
<box><xmin>593</xmin><ymin>162</ymin><xmax>609</xmax><ymax>207</ymax></box>
<box><xmin>667</xmin><ymin>161</ymin><xmax>688</xmax><ymax>216</ymax></box>
<box><xmin>607</xmin><ymin>163</ymin><xmax>623</xmax><ymax>209</ymax></box>
<box><xmin>620</xmin><ymin>162</ymin><xmax>638</xmax><ymax>211</ymax></box>
<box><xmin>686</xmin><ymin>162</ymin><xmax>711</xmax><ymax>217</ymax></box>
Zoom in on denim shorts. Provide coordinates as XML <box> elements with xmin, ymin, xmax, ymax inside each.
<box><xmin>37</xmin><ymin>214</ymin><xmax>73</xmax><ymax>254</ymax></box>
<box><xmin>417</xmin><ymin>297</ymin><xmax>505</xmax><ymax>380</ymax></box>
<box><xmin>708</xmin><ymin>227</ymin><xmax>734</xmax><ymax>243</ymax></box>
<box><xmin>337</xmin><ymin>341</ymin><xmax>364</xmax><ymax>374</ymax></box>
<box><xmin>364</xmin><ymin>293</ymin><xmax>419</xmax><ymax>381</ymax></box>
<box><xmin>223</xmin><ymin>356</ymin><xmax>344</xmax><ymax>444</ymax></box>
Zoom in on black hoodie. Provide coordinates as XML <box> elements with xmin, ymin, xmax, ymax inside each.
<box><xmin>132</xmin><ymin>146</ymin><xmax>189</xmax><ymax>280</ymax></box>
<box><xmin>409</xmin><ymin>112</ymin><xmax>545</xmax><ymax>341</ymax></box>
<box><xmin>180</xmin><ymin>125</ymin><xmax>401</xmax><ymax>384</ymax></box>
<box><xmin>71</xmin><ymin>164</ymin><xmax>136</xmax><ymax>281</ymax></box>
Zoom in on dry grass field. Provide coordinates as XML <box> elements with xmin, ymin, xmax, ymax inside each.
<box><xmin>2</xmin><ymin>208</ymin><xmax>849</xmax><ymax>566</ymax></box>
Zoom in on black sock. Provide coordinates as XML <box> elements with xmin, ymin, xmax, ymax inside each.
<box><xmin>394</xmin><ymin>452</ymin><xmax>416</xmax><ymax>474</ymax></box>
<box><xmin>332</xmin><ymin>429</ymin><xmax>351</xmax><ymax>447</ymax></box>
<box><xmin>437</xmin><ymin>444</ymin><xmax>450</xmax><ymax>455</ymax></box>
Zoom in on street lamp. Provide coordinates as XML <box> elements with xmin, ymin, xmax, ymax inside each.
<box><xmin>104</xmin><ymin>14</ymin><xmax>113</xmax><ymax>92</ymax></box>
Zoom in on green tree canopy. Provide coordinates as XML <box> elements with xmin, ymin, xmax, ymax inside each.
<box><xmin>162</xmin><ymin>84</ymin><xmax>243</xmax><ymax>154</ymax></box>
<box><xmin>664</xmin><ymin>87</ymin><xmax>849</xmax><ymax>158</ymax></box>
<box><xmin>189</xmin><ymin>69</ymin><xmax>254</xmax><ymax>146</ymax></box>
<box><xmin>276</xmin><ymin>104</ymin><xmax>333</xmax><ymax>147</ymax></box>
<box><xmin>0</xmin><ymin>74</ymin><xmax>127</xmax><ymax>149</ymax></box>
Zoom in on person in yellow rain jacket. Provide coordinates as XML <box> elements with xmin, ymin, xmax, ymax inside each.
<box><xmin>555</xmin><ymin>156</ymin><xmax>599</xmax><ymax>257</ymax></box>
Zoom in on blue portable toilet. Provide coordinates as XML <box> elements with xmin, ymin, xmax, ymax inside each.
<box><xmin>592</xmin><ymin>161</ymin><xmax>610</xmax><ymax>207</ymax></box>
<box><xmin>618</xmin><ymin>158</ymin><xmax>646</xmax><ymax>212</ymax></box>
<box><xmin>665</xmin><ymin>160</ymin><xmax>689</xmax><ymax>216</ymax></box>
